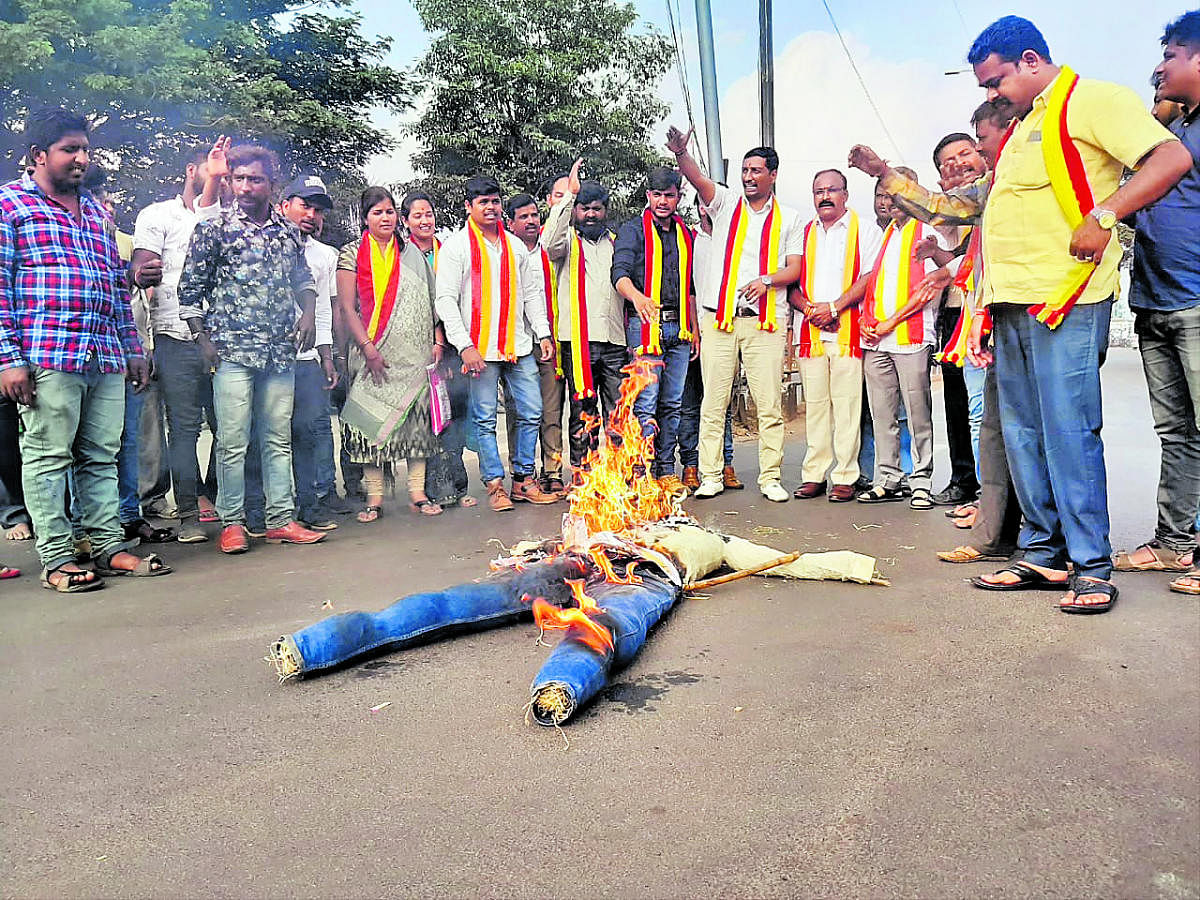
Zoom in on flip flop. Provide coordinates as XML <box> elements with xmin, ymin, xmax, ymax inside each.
<box><xmin>1</xmin><ymin>565</ymin><xmax>20</xmax><ymax>579</ymax></box>
<box><xmin>410</xmin><ymin>499</ymin><xmax>443</xmax><ymax>517</ymax></box>
<box><xmin>123</xmin><ymin>518</ymin><xmax>176</xmax><ymax>544</ymax></box>
<box><xmin>971</xmin><ymin>561</ymin><xmax>1069</xmax><ymax>592</ymax></box>
<box><xmin>1168</xmin><ymin>572</ymin><xmax>1200</xmax><ymax>596</ymax></box>
<box><xmin>936</xmin><ymin>546</ymin><xmax>1008</xmax><ymax>564</ymax></box>
<box><xmin>94</xmin><ymin>552</ymin><xmax>173</xmax><ymax>578</ymax></box>
<box><xmin>945</xmin><ymin>503</ymin><xmax>977</xmax><ymax>519</ymax></box>
<box><xmin>1060</xmin><ymin>575</ymin><xmax>1118</xmax><ymax>613</ymax></box>
<box><xmin>357</xmin><ymin>505</ymin><xmax>382</xmax><ymax>524</ymax></box>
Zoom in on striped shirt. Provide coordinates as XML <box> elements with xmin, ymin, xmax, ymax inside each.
<box><xmin>0</xmin><ymin>174</ymin><xmax>142</xmax><ymax>373</ymax></box>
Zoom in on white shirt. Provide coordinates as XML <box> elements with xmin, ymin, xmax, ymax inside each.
<box><xmin>434</xmin><ymin>225</ymin><xmax>550</xmax><ymax>361</ymax></box>
<box><xmin>693</xmin><ymin>230</ymin><xmax>715</xmax><ymax>310</ymax></box>
<box><xmin>703</xmin><ymin>184</ymin><xmax>804</xmax><ymax>325</ymax></box>
<box><xmin>870</xmin><ymin>219</ymin><xmax>947</xmax><ymax>354</ymax></box>
<box><xmin>295</xmin><ymin>236</ymin><xmax>337</xmax><ymax>362</ymax></box>
<box><xmin>132</xmin><ymin>196</ymin><xmax>202</xmax><ymax>342</ymax></box>
<box><xmin>798</xmin><ymin>210</ymin><xmax>883</xmax><ymax>346</ymax></box>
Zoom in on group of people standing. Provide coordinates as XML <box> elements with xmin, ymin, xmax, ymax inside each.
<box><xmin>1</xmin><ymin>13</ymin><xmax>1196</xmax><ymax>616</ymax></box>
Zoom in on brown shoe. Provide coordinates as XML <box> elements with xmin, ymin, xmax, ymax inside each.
<box><xmin>511</xmin><ymin>475</ymin><xmax>560</xmax><ymax>504</ymax></box>
<box><xmin>265</xmin><ymin>521</ymin><xmax>327</xmax><ymax>544</ymax></box>
<box><xmin>486</xmin><ymin>478</ymin><xmax>515</xmax><ymax>512</ymax></box>
<box><xmin>828</xmin><ymin>483</ymin><xmax>856</xmax><ymax>502</ymax></box>
<box><xmin>722</xmin><ymin>465</ymin><xmax>744</xmax><ymax>490</ymax></box>
<box><xmin>681</xmin><ymin>466</ymin><xmax>701</xmax><ymax>490</ymax></box>
<box><xmin>793</xmin><ymin>481</ymin><xmax>826</xmax><ymax>499</ymax></box>
<box><xmin>657</xmin><ymin>474</ymin><xmax>687</xmax><ymax>496</ymax></box>
<box><xmin>219</xmin><ymin>524</ymin><xmax>250</xmax><ymax>554</ymax></box>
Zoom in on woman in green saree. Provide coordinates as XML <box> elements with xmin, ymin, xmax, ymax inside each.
<box><xmin>336</xmin><ymin>187</ymin><xmax>442</xmax><ymax>521</ymax></box>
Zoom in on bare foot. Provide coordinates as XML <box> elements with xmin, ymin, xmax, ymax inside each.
<box><xmin>4</xmin><ymin>522</ymin><xmax>32</xmax><ymax>541</ymax></box>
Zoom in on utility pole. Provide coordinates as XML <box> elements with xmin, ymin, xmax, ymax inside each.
<box><xmin>759</xmin><ymin>0</ymin><xmax>774</xmax><ymax>146</ymax></box>
<box><xmin>694</xmin><ymin>0</ymin><xmax>725</xmax><ymax>182</ymax></box>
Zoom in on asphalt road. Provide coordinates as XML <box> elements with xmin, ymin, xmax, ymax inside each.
<box><xmin>1</xmin><ymin>347</ymin><xmax>1197</xmax><ymax>899</ymax></box>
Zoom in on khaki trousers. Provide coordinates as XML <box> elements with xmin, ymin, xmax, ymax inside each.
<box><xmin>799</xmin><ymin>352</ymin><xmax>863</xmax><ymax>485</ymax></box>
<box><xmin>698</xmin><ymin>311</ymin><xmax>785</xmax><ymax>486</ymax></box>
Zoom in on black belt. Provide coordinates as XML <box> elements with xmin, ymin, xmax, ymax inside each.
<box><xmin>735</xmin><ymin>308</ymin><xmax>760</xmax><ymax>318</ymax></box>
<box><xmin>660</xmin><ymin>308</ymin><xmax>680</xmax><ymax>323</ymax></box>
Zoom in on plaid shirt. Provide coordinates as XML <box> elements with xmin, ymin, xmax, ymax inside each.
<box><xmin>0</xmin><ymin>174</ymin><xmax>142</xmax><ymax>373</ymax></box>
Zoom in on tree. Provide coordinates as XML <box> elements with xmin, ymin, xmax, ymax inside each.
<box><xmin>0</xmin><ymin>0</ymin><xmax>413</xmax><ymax>243</ymax></box>
<box><xmin>405</xmin><ymin>0</ymin><xmax>674</xmax><ymax>226</ymax></box>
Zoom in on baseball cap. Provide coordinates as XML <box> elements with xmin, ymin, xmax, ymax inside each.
<box><xmin>283</xmin><ymin>173</ymin><xmax>333</xmax><ymax>209</ymax></box>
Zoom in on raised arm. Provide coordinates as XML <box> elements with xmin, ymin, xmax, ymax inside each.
<box><xmin>848</xmin><ymin>144</ymin><xmax>986</xmax><ymax>226</ymax></box>
<box><xmin>666</xmin><ymin>126</ymin><xmax>716</xmax><ymax>206</ymax></box>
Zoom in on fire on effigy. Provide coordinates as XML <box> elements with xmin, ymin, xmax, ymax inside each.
<box><xmin>268</xmin><ymin>359</ymin><xmax>886</xmax><ymax>727</ymax></box>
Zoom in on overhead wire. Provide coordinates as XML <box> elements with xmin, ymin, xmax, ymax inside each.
<box><xmin>664</xmin><ymin>0</ymin><xmax>708</xmax><ymax>171</ymax></box>
<box><xmin>819</xmin><ymin>0</ymin><xmax>905</xmax><ymax>161</ymax></box>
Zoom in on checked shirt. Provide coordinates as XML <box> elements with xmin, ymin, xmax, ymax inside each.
<box><xmin>0</xmin><ymin>174</ymin><xmax>142</xmax><ymax>374</ymax></box>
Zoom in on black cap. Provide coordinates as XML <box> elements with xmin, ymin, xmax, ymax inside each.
<box><xmin>283</xmin><ymin>173</ymin><xmax>333</xmax><ymax>209</ymax></box>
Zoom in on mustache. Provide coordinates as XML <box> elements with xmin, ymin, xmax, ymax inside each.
<box><xmin>577</xmin><ymin>221</ymin><xmax>609</xmax><ymax>240</ymax></box>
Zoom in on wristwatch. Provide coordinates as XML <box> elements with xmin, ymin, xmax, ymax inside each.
<box><xmin>1090</xmin><ymin>207</ymin><xmax>1118</xmax><ymax>230</ymax></box>
<box><xmin>760</xmin><ymin>274</ymin><xmax>772</xmax><ymax>288</ymax></box>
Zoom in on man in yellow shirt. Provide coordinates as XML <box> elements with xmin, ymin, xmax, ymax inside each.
<box><xmin>854</xmin><ymin>16</ymin><xmax>1190</xmax><ymax>613</ymax></box>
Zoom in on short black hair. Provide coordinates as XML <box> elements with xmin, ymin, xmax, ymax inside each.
<box><xmin>967</xmin><ymin>16</ymin><xmax>1051</xmax><ymax>65</ymax></box>
<box><xmin>541</xmin><ymin>172</ymin><xmax>569</xmax><ymax>198</ymax></box>
<box><xmin>24</xmin><ymin>106</ymin><xmax>88</xmax><ymax>157</ymax></box>
<box><xmin>812</xmin><ymin>168</ymin><xmax>848</xmax><ymax>190</ymax></box>
<box><xmin>400</xmin><ymin>190</ymin><xmax>435</xmax><ymax>220</ymax></box>
<box><xmin>646</xmin><ymin>167</ymin><xmax>682</xmax><ymax>192</ymax></box>
<box><xmin>187</xmin><ymin>148</ymin><xmax>209</xmax><ymax>168</ymax></box>
<box><xmin>743</xmin><ymin>146</ymin><xmax>779</xmax><ymax>172</ymax></box>
<box><xmin>971</xmin><ymin>98</ymin><xmax>1016</xmax><ymax>131</ymax></box>
<box><xmin>505</xmin><ymin>192</ymin><xmax>538</xmax><ymax>219</ymax></box>
<box><xmin>932</xmin><ymin>133</ymin><xmax>975</xmax><ymax>168</ymax></box>
<box><xmin>359</xmin><ymin>186</ymin><xmax>396</xmax><ymax>227</ymax></box>
<box><xmin>576</xmin><ymin>179</ymin><xmax>609</xmax><ymax>207</ymax></box>
<box><xmin>1162</xmin><ymin>10</ymin><xmax>1200</xmax><ymax>51</ymax></box>
<box><xmin>226</xmin><ymin>144</ymin><xmax>280</xmax><ymax>183</ymax></box>
<box><xmin>464</xmin><ymin>175</ymin><xmax>502</xmax><ymax>203</ymax></box>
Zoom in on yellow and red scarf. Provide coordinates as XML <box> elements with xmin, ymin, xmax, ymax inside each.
<box><xmin>937</xmin><ymin>227</ymin><xmax>994</xmax><ymax>364</ymax></box>
<box><xmin>466</xmin><ymin>219</ymin><xmax>519</xmax><ymax>361</ymax></box>
<box><xmin>539</xmin><ymin>247</ymin><xmax>563</xmax><ymax>378</ymax></box>
<box><xmin>637</xmin><ymin>209</ymin><xmax>695</xmax><ymax>354</ymax></box>
<box><xmin>715</xmin><ymin>196</ymin><xmax>782</xmax><ymax>332</ymax></box>
<box><xmin>431</xmin><ymin>236</ymin><xmax>441</xmax><ymax>273</ymax></box>
<box><xmin>862</xmin><ymin>218</ymin><xmax>929</xmax><ymax>346</ymax></box>
<box><xmin>567</xmin><ymin>232</ymin><xmax>594</xmax><ymax>398</ymax></box>
<box><xmin>796</xmin><ymin>211</ymin><xmax>862</xmax><ymax>358</ymax></box>
<box><xmin>355</xmin><ymin>232</ymin><xmax>401</xmax><ymax>344</ymax></box>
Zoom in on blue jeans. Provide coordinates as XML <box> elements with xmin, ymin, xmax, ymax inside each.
<box><xmin>118</xmin><ymin>382</ymin><xmax>145</xmax><ymax>524</ymax></box>
<box><xmin>291</xmin><ymin>359</ymin><xmax>336</xmax><ymax>522</ymax></box>
<box><xmin>468</xmin><ymin>353</ymin><xmax>542</xmax><ymax>484</ymax></box>
<box><xmin>962</xmin><ymin>360</ymin><xmax>987</xmax><ymax>480</ymax></box>
<box><xmin>679</xmin><ymin>358</ymin><xmax>733</xmax><ymax>468</ymax></box>
<box><xmin>212</xmin><ymin>361</ymin><xmax>296</xmax><ymax>529</ymax></box>
<box><xmin>626</xmin><ymin>318</ymin><xmax>691</xmax><ymax>477</ymax></box>
<box><xmin>19</xmin><ymin>360</ymin><xmax>133</xmax><ymax>570</ymax></box>
<box><xmin>992</xmin><ymin>300</ymin><xmax>1112</xmax><ymax>579</ymax></box>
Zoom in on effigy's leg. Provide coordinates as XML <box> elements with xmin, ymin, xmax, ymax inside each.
<box><xmin>272</xmin><ymin>556</ymin><xmax>588</xmax><ymax>680</ymax></box>
<box><xmin>528</xmin><ymin>572</ymin><xmax>680</xmax><ymax>726</ymax></box>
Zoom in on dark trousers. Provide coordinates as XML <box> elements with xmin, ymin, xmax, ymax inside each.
<box><xmin>560</xmin><ymin>341</ymin><xmax>626</xmax><ymax>467</ymax></box>
<box><xmin>0</xmin><ymin>398</ymin><xmax>29</xmax><ymax>529</ymax></box>
<box><xmin>291</xmin><ymin>359</ymin><xmax>336</xmax><ymax>522</ymax></box>
<box><xmin>972</xmin><ymin>367</ymin><xmax>1021</xmax><ymax>555</ymax></box>
<box><xmin>992</xmin><ymin>300</ymin><xmax>1112</xmax><ymax>579</ymax></box>
<box><xmin>1135</xmin><ymin>304</ymin><xmax>1200</xmax><ymax>555</ymax></box>
<box><xmin>425</xmin><ymin>350</ymin><xmax>470</xmax><ymax>504</ymax></box>
<box><xmin>330</xmin><ymin>366</ymin><xmax>365</xmax><ymax>500</ymax></box>
<box><xmin>154</xmin><ymin>335</ymin><xmax>217</xmax><ymax>521</ymax></box>
<box><xmin>938</xmin><ymin>305</ymin><xmax>979</xmax><ymax>494</ymax></box>
<box><xmin>678</xmin><ymin>358</ymin><xmax>733</xmax><ymax>468</ymax></box>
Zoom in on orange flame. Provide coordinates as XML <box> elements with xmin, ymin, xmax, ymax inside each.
<box><xmin>567</xmin><ymin>358</ymin><xmax>679</xmax><ymax>535</ymax></box>
<box><xmin>588</xmin><ymin>547</ymin><xmax>643</xmax><ymax>585</ymax></box>
<box><xmin>532</xmin><ymin>580</ymin><xmax>614</xmax><ymax>655</ymax></box>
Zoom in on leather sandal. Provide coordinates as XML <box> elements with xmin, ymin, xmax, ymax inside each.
<box><xmin>936</xmin><ymin>546</ymin><xmax>1009</xmax><ymax>564</ymax></box>
<box><xmin>1060</xmin><ymin>575</ymin><xmax>1119</xmax><ymax>613</ymax></box>
<box><xmin>40</xmin><ymin>564</ymin><xmax>104</xmax><ymax>593</ymax></box>
<box><xmin>971</xmin><ymin>561</ymin><xmax>1069</xmax><ymax>592</ymax></box>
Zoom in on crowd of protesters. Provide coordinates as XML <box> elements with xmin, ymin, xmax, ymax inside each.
<box><xmin>1</xmin><ymin>12</ymin><xmax>1197</xmax><ymax>614</ymax></box>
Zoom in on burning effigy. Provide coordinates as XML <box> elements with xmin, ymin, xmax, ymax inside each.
<box><xmin>269</xmin><ymin>359</ymin><xmax>885</xmax><ymax>727</ymax></box>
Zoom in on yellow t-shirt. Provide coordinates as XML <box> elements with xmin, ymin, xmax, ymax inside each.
<box><xmin>981</xmin><ymin>71</ymin><xmax>1176</xmax><ymax>307</ymax></box>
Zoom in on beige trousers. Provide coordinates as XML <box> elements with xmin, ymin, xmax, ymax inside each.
<box><xmin>698</xmin><ymin>311</ymin><xmax>785</xmax><ymax>487</ymax></box>
<box><xmin>799</xmin><ymin>352</ymin><xmax>863</xmax><ymax>485</ymax></box>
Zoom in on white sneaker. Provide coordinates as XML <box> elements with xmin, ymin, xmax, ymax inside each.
<box><xmin>761</xmin><ymin>482</ymin><xmax>789</xmax><ymax>503</ymax></box>
<box><xmin>692</xmin><ymin>478</ymin><xmax>725</xmax><ymax>499</ymax></box>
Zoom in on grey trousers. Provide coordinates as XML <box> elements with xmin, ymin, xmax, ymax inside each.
<box><xmin>972</xmin><ymin>367</ymin><xmax>1021</xmax><ymax>555</ymax></box>
<box><xmin>863</xmin><ymin>347</ymin><xmax>934</xmax><ymax>492</ymax></box>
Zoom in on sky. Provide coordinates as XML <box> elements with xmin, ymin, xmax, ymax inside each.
<box><xmin>355</xmin><ymin>0</ymin><xmax>1184</xmax><ymax>216</ymax></box>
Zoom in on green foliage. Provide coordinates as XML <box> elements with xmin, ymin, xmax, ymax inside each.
<box><xmin>1</xmin><ymin>0</ymin><xmax>413</xmax><ymax>243</ymax></box>
<box><xmin>404</xmin><ymin>0</ymin><xmax>674</xmax><ymax>226</ymax></box>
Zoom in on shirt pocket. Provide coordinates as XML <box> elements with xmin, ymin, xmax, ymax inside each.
<box><xmin>1002</xmin><ymin>137</ymin><xmax>1052</xmax><ymax>191</ymax></box>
